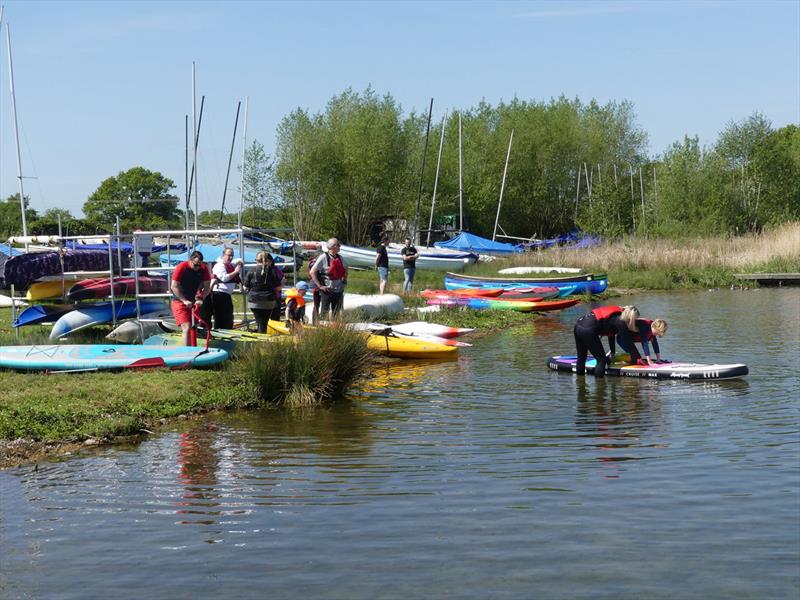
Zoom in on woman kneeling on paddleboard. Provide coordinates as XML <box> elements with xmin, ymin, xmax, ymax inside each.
<box><xmin>573</xmin><ymin>305</ymin><xmax>641</xmax><ymax>378</ymax></box>
<box><xmin>615</xmin><ymin>318</ymin><xmax>668</xmax><ymax>365</ymax></box>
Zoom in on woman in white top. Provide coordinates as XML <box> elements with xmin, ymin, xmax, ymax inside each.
<box><xmin>207</xmin><ymin>247</ymin><xmax>243</xmax><ymax>329</ymax></box>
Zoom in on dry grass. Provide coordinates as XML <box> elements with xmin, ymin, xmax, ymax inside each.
<box><xmin>501</xmin><ymin>222</ymin><xmax>800</xmax><ymax>272</ymax></box>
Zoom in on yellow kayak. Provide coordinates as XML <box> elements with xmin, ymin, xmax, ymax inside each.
<box><xmin>26</xmin><ymin>278</ymin><xmax>82</xmax><ymax>301</ymax></box>
<box><xmin>266</xmin><ymin>320</ymin><xmax>457</xmax><ymax>359</ymax></box>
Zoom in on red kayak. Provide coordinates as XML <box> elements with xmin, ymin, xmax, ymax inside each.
<box><xmin>523</xmin><ymin>298</ymin><xmax>581</xmax><ymax>311</ymax></box>
<box><xmin>421</xmin><ymin>288</ymin><xmax>504</xmax><ymax>300</ymax></box>
<box><xmin>67</xmin><ymin>276</ymin><xmax>169</xmax><ymax>301</ymax></box>
<box><xmin>500</xmin><ymin>287</ymin><xmax>560</xmax><ymax>300</ymax></box>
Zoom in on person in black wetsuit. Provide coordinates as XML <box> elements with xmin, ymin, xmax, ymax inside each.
<box><xmin>574</xmin><ymin>305</ymin><xmax>641</xmax><ymax>378</ymax></box>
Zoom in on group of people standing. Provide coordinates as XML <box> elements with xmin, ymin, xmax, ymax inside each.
<box><xmin>375</xmin><ymin>236</ymin><xmax>419</xmax><ymax>294</ymax></box>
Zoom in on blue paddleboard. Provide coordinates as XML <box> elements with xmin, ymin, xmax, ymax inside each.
<box><xmin>0</xmin><ymin>344</ymin><xmax>228</xmax><ymax>371</ymax></box>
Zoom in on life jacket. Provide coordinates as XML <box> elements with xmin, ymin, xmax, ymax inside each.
<box><xmin>285</xmin><ymin>288</ymin><xmax>307</xmax><ymax>308</ymax></box>
<box><xmin>326</xmin><ymin>253</ymin><xmax>346</xmax><ymax>280</ymax></box>
<box><xmin>591</xmin><ymin>305</ymin><xmax>623</xmax><ymax>321</ymax></box>
<box><xmin>214</xmin><ymin>261</ymin><xmax>240</xmax><ymax>285</ymax></box>
<box><xmin>629</xmin><ymin>318</ymin><xmax>653</xmax><ymax>342</ymax></box>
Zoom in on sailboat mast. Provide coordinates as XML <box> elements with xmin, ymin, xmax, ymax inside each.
<box><xmin>6</xmin><ymin>24</ymin><xmax>27</xmax><ymax>236</ymax></box>
<box><xmin>237</xmin><ymin>96</ymin><xmax>249</xmax><ymax>229</ymax></box>
<box><xmin>493</xmin><ymin>129</ymin><xmax>514</xmax><ymax>241</ymax></box>
<box><xmin>458</xmin><ymin>111</ymin><xmax>463</xmax><ymax>232</ymax></box>
<box><xmin>192</xmin><ymin>62</ymin><xmax>198</xmax><ymax>230</ymax></box>
<box><xmin>412</xmin><ymin>98</ymin><xmax>433</xmax><ymax>241</ymax></box>
<box><xmin>426</xmin><ymin>113</ymin><xmax>447</xmax><ymax>247</ymax></box>
<box><xmin>219</xmin><ymin>101</ymin><xmax>241</xmax><ymax>228</ymax></box>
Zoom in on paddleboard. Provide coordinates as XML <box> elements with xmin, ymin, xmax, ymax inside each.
<box><xmin>50</xmin><ymin>299</ymin><xmax>167</xmax><ymax>339</ymax></box>
<box><xmin>144</xmin><ymin>329</ymin><xmax>288</xmax><ymax>352</ymax></box>
<box><xmin>343</xmin><ymin>293</ymin><xmax>404</xmax><ymax>318</ymax></box>
<box><xmin>546</xmin><ymin>355</ymin><xmax>749</xmax><ymax>380</ymax></box>
<box><xmin>498</xmin><ymin>266</ymin><xmax>582</xmax><ymax>275</ymax></box>
<box><xmin>0</xmin><ymin>344</ymin><xmax>228</xmax><ymax>371</ymax></box>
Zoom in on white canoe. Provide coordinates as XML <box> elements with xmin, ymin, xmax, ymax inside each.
<box><xmin>338</xmin><ymin>244</ymin><xmax>477</xmax><ymax>272</ymax></box>
<box><xmin>0</xmin><ymin>294</ymin><xmax>27</xmax><ymax>308</ymax></box>
<box><xmin>341</xmin><ymin>293</ymin><xmax>404</xmax><ymax>319</ymax></box>
<box><xmin>498</xmin><ymin>266</ymin><xmax>582</xmax><ymax>275</ymax></box>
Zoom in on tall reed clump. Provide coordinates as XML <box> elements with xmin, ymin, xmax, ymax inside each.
<box><xmin>233</xmin><ymin>327</ymin><xmax>376</xmax><ymax>407</ymax></box>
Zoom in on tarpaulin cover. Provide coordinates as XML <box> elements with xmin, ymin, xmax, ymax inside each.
<box><xmin>434</xmin><ymin>231</ymin><xmax>523</xmax><ymax>255</ymax></box>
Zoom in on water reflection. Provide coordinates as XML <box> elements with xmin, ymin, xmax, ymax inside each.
<box><xmin>176</xmin><ymin>423</ymin><xmax>222</xmax><ymax>525</ymax></box>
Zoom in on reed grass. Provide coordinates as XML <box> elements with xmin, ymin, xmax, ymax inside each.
<box><xmin>497</xmin><ymin>222</ymin><xmax>800</xmax><ymax>275</ymax></box>
<box><xmin>233</xmin><ymin>325</ymin><xmax>376</xmax><ymax>407</ymax></box>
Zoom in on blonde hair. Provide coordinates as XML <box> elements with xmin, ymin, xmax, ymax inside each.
<box><xmin>651</xmin><ymin>318</ymin><xmax>668</xmax><ymax>336</ymax></box>
<box><xmin>620</xmin><ymin>305</ymin><xmax>640</xmax><ymax>331</ymax></box>
<box><xmin>256</xmin><ymin>251</ymin><xmax>273</xmax><ymax>276</ymax></box>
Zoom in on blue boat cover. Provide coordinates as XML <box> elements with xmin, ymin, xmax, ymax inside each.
<box><xmin>159</xmin><ymin>243</ymin><xmax>292</xmax><ymax>267</ymax></box>
<box><xmin>435</xmin><ymin>231</ymin><xmax>522</xmax><ymax>254</ymax></box>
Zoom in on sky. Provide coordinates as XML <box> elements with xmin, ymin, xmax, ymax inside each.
<box><xmin>0</xmin><ymin>0</ymin><xmax>797</xmax><ymax>219</ymax></box>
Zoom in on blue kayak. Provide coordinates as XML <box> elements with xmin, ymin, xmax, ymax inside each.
<box><xmin>444</xmin><ymin>272</ymin><xmax>607</xmax><ymax>295</ymax></box>
<box><xmin>49</xmin><ymin>299</ymin><xmax>167</xmax><ymax>340</ymax></box>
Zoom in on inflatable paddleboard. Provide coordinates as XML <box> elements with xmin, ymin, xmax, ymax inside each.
<box><xmin>0</xmin><ymin>294</ymin><xmax>27</xmax><ymax>308</ymax></box>
<box><xmin>547</xmin><ymin>355</ymin><xmax>749</xmax><ymax>380</ymax></box>
<box><xmin>0</xmin><ymin>344</ymin><xmax>228</xmax><ymax>371</ymax></box>
<box><xmin>498</xmin><ymin>266</ymin><xmax>582</xmax><ymax>275</ymax></box>
<box><xmin>106</xmin><ymin>311</ymin><xmax>177</xmax><ymax>343</ymax></box>
<box><xmin>50</xmin><ymin>299</ymin><xmax>167</xmax><ymax>339</ymax></box>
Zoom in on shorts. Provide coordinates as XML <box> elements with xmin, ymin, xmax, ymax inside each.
<box><xmin>377</xmin><ymin>266</ymin><xmax>389</xmax><ymax>281</ymax></box>
<box><xmin>171</xmin><ymin>300</ymin><xmax>194</xmax><ymax>326</ymax></box>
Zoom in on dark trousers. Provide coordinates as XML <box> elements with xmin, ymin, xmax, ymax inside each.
<box><xmin>211</xmin><ymin>291</ymin><xmax>234</xmax><ymax>330</ymax></box>
<box><xmin>319</xmin><ymin>290</ymin><xmax>344</xmax><ymax>319</ymax></box>
<box><xmin>574</xmin><ymin>316</ymin><xmax>607</xmax><ymax>378</ymax></box>
<box><xmin>251</xmin><ymin>308</ymin><xmax>271</xmax><ymax>333</ymax></box>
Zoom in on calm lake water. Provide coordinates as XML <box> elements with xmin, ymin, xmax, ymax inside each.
<box><xmin>1</xmin><ymin>289</ymin><xmax>798</xmax><ymax>599</ymax></box>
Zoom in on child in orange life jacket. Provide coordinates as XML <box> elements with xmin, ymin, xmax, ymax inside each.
<box><xmin>573</xmin><ymin>305</ymin><xmax>641</xmax><ymax>378</ymax></box>
<box><xmin>285</xmin><ymin>281</ymin><xmax>309</xmax><ymax>328</ymax></box>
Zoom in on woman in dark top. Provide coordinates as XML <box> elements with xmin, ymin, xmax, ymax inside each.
<box><xmin>573</xmin><ymin>305</ymin><xmax>641</xmax><ymax>378</ymax></box>
<box><xmin>615</xmin><ymin>318</ymin><xmax>668</xmax><ymax>365</ymax></box>
<box><xmin>375</xmin><ymin>235</ymin><xmax>390</xmax><ymax>295</ymax></box>
<box><xmin>242</xmin><ymin>252</ymin><xmax>284</xmax><ymax>333</ymax></box>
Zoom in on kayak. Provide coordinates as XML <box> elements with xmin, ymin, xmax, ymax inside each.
<box><xmin>25</xmin><ymin>277</ymin><xmax>83</xmax><ymax>301</ymax></box>
<box><xmin>445</xmin><ymin>280</ymin><xmax>577</xmax><ymax>298</ymax></box>
<box><xmin>444</xmin><ymin>272</ymin><xmax>607</xmax><ymax>295</ymax></box>
<box><xmin>266</xmin><ymin>320</ymin><xmax>458</xmax><ymax>359</ymax></box>
<box><xmin>546</xmin><ymin>355</ymin><xmax>749</xmax><ymax>380</ymax></box>
<box><xmin>500</xmin><ymin>287</ymin><xmax>561</xmax><ymax>300</ymax></box>
<box><xmin>426</xmin><ymin>297</ymin><xmax>580</xmax><ymax>312</ymax></box>
<box><xmin>347</xmin><ymin>323</ymin><xmax>472</xmax><ymax>347</ymax></box>
<box><xmin>421</xmin><ymin>289</ymin><xmax>505</xmax><ymax>300</ymax></box>
<box><xmin>49</xmin><ymin>299</ymin><xmax>167</xmax><ymax>339</ymax></box>
<box><xmin>13</xmin><ymin>304</ymin><xmax>75</xmax><ymax>327</ymax></box>
<box><xmin>67</xmin><ymin>276</ymin><xmax>168</xmax><ymax>301</ymax></box>
<box><xmin>0</xmin><ymin>344</ymin><xmax>228</xmax><ymax>372</ymax></box>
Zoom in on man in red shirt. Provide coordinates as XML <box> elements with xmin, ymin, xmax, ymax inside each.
<box><xmin>170</xmin><ymin>250</ymin><xmax>212</xmax><ymax>346</ymax></box>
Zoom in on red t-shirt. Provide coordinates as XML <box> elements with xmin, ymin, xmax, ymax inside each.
<box><xmin>172</xmin><ymin>260</ymin><xmax>211</xmax><ymax>300</ymax></box>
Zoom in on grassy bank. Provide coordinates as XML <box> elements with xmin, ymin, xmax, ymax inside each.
<box><xmin>0</xmin><ymin>307</ymin><xmax>375</xmax><ymax>467</ymax></box>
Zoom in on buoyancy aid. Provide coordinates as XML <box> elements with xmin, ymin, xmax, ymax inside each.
<box><xmin>591</xmin><ymin>305</ymin><xmax>623</xmax><ymax>321</ymax></box>
<box><xmin>285</xmin><ymin>288</ymin><xmax>307</xmax><ymax>308</ymax></box>
<box><xmin>326</xmin><ymin>253</ymin><xmax>346</xmax><ymax>280</ymax></box>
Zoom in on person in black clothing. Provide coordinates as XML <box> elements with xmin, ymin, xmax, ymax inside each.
<box><xmin>400</xmin><ymin>237</ymin><xmax>419</xmax><ymax>293</ymax></box>
<box><xmin>375</xmin><ymin>235</ymin><xmax>390</xmax><ymax>294</ymax></box>
<box><xmin>242</xmin><ymin>251</ymin><xmax>284</xmax><ymax>333</ymax></box>
<box><xmin>574</xmin><ymin>305</ymin><xmax>641</xmax><ymax>378</ymax></box>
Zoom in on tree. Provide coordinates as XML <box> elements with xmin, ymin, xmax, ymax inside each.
<box><xmin>275</xmin><ymin>87</ymin><xmax>416</xmax><ymax>244</ymax></box>
<box><xmin>82</xmin><ymin>167</ymin><xmax>182</xmax><ymax>232</ymax></box>
<box><xmin>0</xmin><ymin>194</ymin><xmax>38</xmax><ymax>239</ymax></box>
<box><xmin>239</xmin><ymin>139</ymin><xmax>277</xmax><ymax>227</ymax></box>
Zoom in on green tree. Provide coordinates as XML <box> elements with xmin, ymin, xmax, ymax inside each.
<box><xmin>275</xmin><ymin>87</ymin><xmax>417</xmax><ymax>243</ymax></box>
<box><xmin>750</xmin><ymin>124</ymin><xmax>800</xmax><ymax>228</ymax></box>
<box><xmin>0</xmin><ymin>194</ymin><xmax>38</xmax><ymax>239</ymax></box>
<box><xmin>239</xmin><ymin>139</ymin><xmax>277</xmax><ymax>227</ymax></box>
<box><xmin>82</xmin><ymin>167</ymin><xmax>182</xmax><ymax>232</ymax></box>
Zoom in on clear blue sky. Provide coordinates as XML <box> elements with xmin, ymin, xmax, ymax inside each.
<box><xmin>0</xmin><ymin>0</ymin><xmax>797</xmax><ymax>219</ymax></box>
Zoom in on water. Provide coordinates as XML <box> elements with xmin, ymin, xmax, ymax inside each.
<box><xmin>1</xmin><ymin>290</ymin><xmax>798</xmax><ymax>599</ymax></box>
